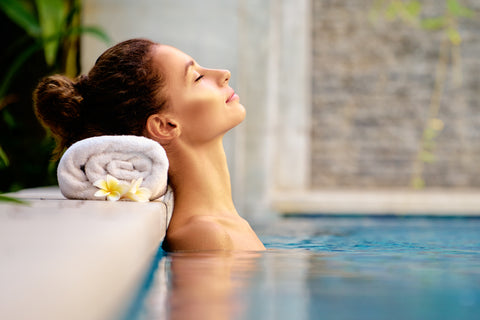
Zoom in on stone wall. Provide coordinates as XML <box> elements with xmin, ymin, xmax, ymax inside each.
<box><xmin>311</xmin><ymin>0</ymin><xmax>480</xmax><ymax>188</ymax></box>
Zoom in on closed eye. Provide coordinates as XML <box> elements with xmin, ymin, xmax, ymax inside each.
<box><xmin>195</xmin><ymin>75</ymin><xmax>204</xmax><ymax>82</ymax></box>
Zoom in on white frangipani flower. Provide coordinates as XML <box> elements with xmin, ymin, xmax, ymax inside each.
<box><xmin>93</xmin><ymin>175</ymin><xmax>130</xmax><ymax>201</ymax></box>
<box><xmin>124</xmin><ymin>177</ymin><xmax>152</xmax><ymax>202</ymax></box>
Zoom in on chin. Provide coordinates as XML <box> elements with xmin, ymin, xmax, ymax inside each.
<box><xmin>223</xmin><ymin>102</ymin><xmax>246</xmax><ymax>131</ymax></box>
<box><xmin>237</xmin><ymin>102</ymin><xmax>246</xmax><ymax>117</ymax></box>
<box><xmin>234</xmin><ymin>105</ymin><xmax>246</xmax><ymax>125</ymax></box>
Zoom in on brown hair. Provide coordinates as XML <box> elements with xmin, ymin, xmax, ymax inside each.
<box><xmin>33</xmin><ymin>38</ymin><xmax>166</xmax><ymax>157</ymax></box>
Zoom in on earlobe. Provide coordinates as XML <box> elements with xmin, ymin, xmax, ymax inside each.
<box><xmin>145</xmin><ymin>113</ymin><xmax>180</xmax><ymax>143</ymax></box>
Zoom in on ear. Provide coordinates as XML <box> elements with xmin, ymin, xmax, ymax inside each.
<box><xmin>145</xmin><ymin>113</ymin><xmax>180</xmax><ymax>144</ymax></box>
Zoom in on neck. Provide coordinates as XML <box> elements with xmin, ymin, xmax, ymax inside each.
<box><xmin>166</xmin><ymin>138</ymin><xmax>237</xmax><ymax>216</ymax></box>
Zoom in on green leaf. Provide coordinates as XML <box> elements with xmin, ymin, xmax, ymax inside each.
<box><xmin>68</xmin><ymin>25</ymin><xmax>112</xmax><ymax>44</ymax></box>
<box><xmin>423</xmin><ymin>127</ymin><xmax>438</xmax><ymax>141</ymax></box>
<box><xmin>420</xmin><ymin>150</ymin><xmax>436</xmax><ymax>163</ymax></box>
<box><xmin>447</xmin><ymin>27</ymin><xmax>462</xmax><ymax>45</ymax></box>
<box><xmin>411</xmin><ymin>177</ymin><xmax>425</xmax><ymax>189</ymax></box>
<box><xmin>35</xmin><ymin>0</ymin><xmax>68</xmax><ymax>66</ymax></box>
<box><xmin>405</xmin><ymin>0</ymin><xmax>421</xmax><ymax>18</ymax></box>
<box><xmin>0</xmin><ymin>194</ymin><xmax>29</xmax><ymax>205</ymax></box>
<box><xmin>421</xmin><ymin>17</ymin><xmax>446</xmax><ymax>30</ymax></box>
<box><xmin>447</xmin><ymin>0</ymin><xmax>475</xmax><ymax>18</ymax></box>
<box><xmin>385</xmin><ymin>2</ymin><xmax>399</xmax><ymax>20</ymax></box>
<box><xmin>0</xmin><ymin>6</ymin><xmax>110</xmax><ymax>99</ymax></box>
<box><xmin>0</xmin><ymin>41</ymin><xmax>43</xmax><ymax>100</ymax></box>
<box><xmin>2</xmin><ymin>34</ymin><xmax>34</xmax><ymax>61</ymax></box>
<box><xmin>2</xmin><ymin>109</ymin><xmax>16</xmax><ymax>128</ymax></box>
<box><xmin>64</xmin><ymin>0</ymin><xmax>82</xmax><ymax>28</ymax></box>
<box><xmin>0</xmin><ymin>0</ymin><xmax>41</xmax><ymax>36</ymax></box>
<box><xmin>0</xmin><ymin>145</ymin><xmax>9</xmax><ymax>167</ymax></box>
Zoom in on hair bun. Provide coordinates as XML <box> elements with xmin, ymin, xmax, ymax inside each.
<box><xmin>33</xmin><ymin>75</ymin><xmax>84</xmax><ymax>154</ymax></box>
<box><xmin>74</xmin><ymin>74</ymin><xmax>89</xmax><ymax>95</ymax></box>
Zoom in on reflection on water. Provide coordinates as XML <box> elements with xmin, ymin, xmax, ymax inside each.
<box><xmin>166</xmin><ymin>252</ymin><xmax>260</xmax><ymax>320</ymax></box>
<box><xmin>137</xmin><ymin>217</ymin><xmax>480</xmax><ymax>320</ymax></box>
<box><xmin>140</xmin><ymin>250</ymin><xmax>312</xmax><ymax>320</ymax></box>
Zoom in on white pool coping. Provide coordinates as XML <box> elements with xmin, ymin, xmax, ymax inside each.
<box><xmin>0</xmin><ymin>187</ymin><xmax>172</xmax><ymax>320</ymax></box>
<box><xmin>272</xmin><ymin>189</ymin><xmax>480</xmax><ymax>216</ymax></box>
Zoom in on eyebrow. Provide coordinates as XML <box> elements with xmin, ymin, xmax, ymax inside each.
<box><xmin>184</xmin><ymin>60</ymin><xmax>195</xmax><ymax>80</ymax></box>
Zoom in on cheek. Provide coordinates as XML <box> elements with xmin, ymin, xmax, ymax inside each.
<box><xmin>181</xmin><ymin>91</ymin><xmax>224</xmax><ymax>121</ymax></box>
<box><xmin>186</xmin><ymin>96</ymin><xmax>221</xmax><ymax>114</ymax></box>
<box><xmin>176</xmin><ymin>97</ymin><xmax>220</xmax><ymax>138</ymax></box>
<box><xmin>173</xmin><ymin>90</ymin><xmax>244</xmax><ymax>143</ymax></box>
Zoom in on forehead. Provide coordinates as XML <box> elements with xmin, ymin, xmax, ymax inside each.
<box><xmin>152</xmin><ymin>45</ymin><xmax>192</xmax><ymax>80</ymax></box>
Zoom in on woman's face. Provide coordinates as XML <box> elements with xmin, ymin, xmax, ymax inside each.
<box><xmin>152</xmin><ymin>45</ymin><xmax>245</xmax><ymax>145</ymax></box>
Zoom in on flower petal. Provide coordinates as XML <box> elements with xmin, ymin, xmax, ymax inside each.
<box><xmin>93</xmin><ymin>179</ymin><xmax>108</xmax><ymax>190</ymax></box>
<box><xmin>137</xmin><ymin>187</ymin><xmax>152</xmax><ymax>199</ymax></box>
<box><xmin>116</xmin><ymin>182</ymin><xmax>131</xmax><ymax>196</ymax></box>
<box><xmin>127</xmin><ymin>187</ymin><xmax>152</xmax><ymax>202</ymax></box>
<box><xmin>124</xmin><ymin>193</ymin><xmax>136</xmax><ymax>202</ymax></box>
<box><xmin>131</xmin><ymin>194</ymin><xmax>147</xmax><ymax>202</ymax></box>
<box><xmin>107</xmin><ymin>191</ymin><xmax>121</xmax><ymax>201</ymax></box>
<box><xmin>134</xmin><ymin>194</ymin><xmax>150</xmax><ymax>203</ymax></box>
<box><xmin>106</xmin><ymin>175</ymin><xmax>120</xmax><ymax>189</ymax></box>
<box><xmin>131</xmin><ymin>178</ymin><xmax>143</xmax><ymax>191</ymax></box>
<box><xmin>94</xmin><ymin>189</ymin><xmax>109</xmax><ymax>197</ymax></box>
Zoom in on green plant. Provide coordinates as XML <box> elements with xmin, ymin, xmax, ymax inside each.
<box><xmin>0</xmin><ymin>0</ymin><xmax>109</xmax><ymax>95</ymax></box>
<box><xmin>0</xmin><ymin>194</ymin><xmax>28</xmax><ymax>205</ymax></box>
<box><xmin>370</xmin><ymin>0</ymin><xmax>475</xmax><ymax>189</ymax></box>
<box><xmin>0</xmin><ymin>0</ymin><xmax>110</xmax><ymax>197</ymax></box>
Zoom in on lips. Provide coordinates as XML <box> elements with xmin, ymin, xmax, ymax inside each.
<box><xmin>226</xmin><ymin>90</ymin><xmax>239</xmax><ymax>103</ymax></box>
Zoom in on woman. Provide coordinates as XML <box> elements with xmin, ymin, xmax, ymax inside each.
<box><xmin>34</xmin><ymin>38</ymin><xmax>265</xmax><ymax>251</ymax></box>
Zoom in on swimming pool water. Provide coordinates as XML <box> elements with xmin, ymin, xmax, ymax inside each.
<box><xmin>132</xmin><ymin>217</ymin><xmax>480</xmax><ymax>320</ymax></box>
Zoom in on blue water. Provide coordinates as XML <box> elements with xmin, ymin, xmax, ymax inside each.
<box><xmin>131</xmin><ymin>217</ymin><xmax>480</xmax><ymax>320</ymax></box>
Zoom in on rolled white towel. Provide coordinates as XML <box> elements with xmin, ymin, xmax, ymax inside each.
<box><xmin>57</xmin><ymin>135</ymin><xmax>169</xmax><ymax>201</ymax></box>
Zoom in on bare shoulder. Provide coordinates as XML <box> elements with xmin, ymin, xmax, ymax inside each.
<box><xmin>165</xmin><ymin>215</ymin><xmax>234</xmax><ymax>251</ymax></box>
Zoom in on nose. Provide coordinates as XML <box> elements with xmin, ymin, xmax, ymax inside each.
<box><xmin>217</xmin><ymin>69</ymin><xmax>230</xmax><ymax>86</ymax></box>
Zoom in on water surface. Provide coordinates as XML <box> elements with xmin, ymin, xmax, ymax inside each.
<box><xmin>135</xmin><ymin>217</ymin><xmax>480</xmax><ymax>320</ymax></box>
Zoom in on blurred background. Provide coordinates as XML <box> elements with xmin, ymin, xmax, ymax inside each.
<box><xmin>1</xmin><ymin>0</ymin><xmax>479</xmax><ymax>220</ymax></box>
